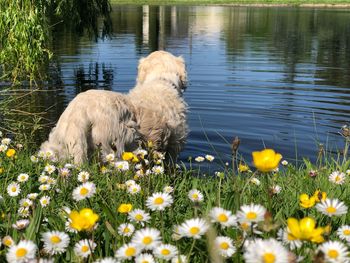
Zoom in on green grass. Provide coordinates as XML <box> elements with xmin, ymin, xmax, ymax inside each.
<box><xmin>110</xmin><ymin>0</ymin><xmax>350</xmax><ymax>6</ymax></box>
<box><xmin>0</xmin><ymin>134</ymin><xmax>349</xmax><ymax>262</ymax></box>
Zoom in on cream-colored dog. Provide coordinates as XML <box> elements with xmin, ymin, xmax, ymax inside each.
<box><xmin>40</xmin><ymin>51</ymin><xmax>188</xmax><ymax>164</ymax></box>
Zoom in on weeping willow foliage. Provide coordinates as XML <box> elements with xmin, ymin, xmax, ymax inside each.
<box><xmin>0</xmin><ymin>0</ymin><xmax>112</xmax><ymax>82</ymax></box>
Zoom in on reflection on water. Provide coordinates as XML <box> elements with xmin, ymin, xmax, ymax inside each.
<box><xmin>6</xmin><ymin>5</ymin><xmax>350</xmax><ymax>167</ymax></box>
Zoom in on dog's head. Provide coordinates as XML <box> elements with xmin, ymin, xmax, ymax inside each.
<box><xmin>136</xmin><ymin>51</ymin><xmax>187</xmax><ymax>94</ymax></box>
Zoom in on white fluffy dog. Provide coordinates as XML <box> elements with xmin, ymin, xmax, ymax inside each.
<box><xmin>40</xmin><ymin>51</ymin><xmax>188</xmax><ymax>164</ymax></box>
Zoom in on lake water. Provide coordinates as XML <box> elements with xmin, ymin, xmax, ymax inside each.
<box><xmin>12</xmin><ymin>5</ymin><xmax>350</xmax><ymax>167</ymax></box>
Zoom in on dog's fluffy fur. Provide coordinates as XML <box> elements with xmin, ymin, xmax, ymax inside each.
<box><xmin>40</xmin><ymin>51</ymin><xmax>188</xmax><ymax>164</ymax></box>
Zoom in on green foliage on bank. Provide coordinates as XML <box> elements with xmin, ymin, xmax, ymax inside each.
<box><xmin>0</xmin><ymin>0</ymin><xmax>112</xmax><ymax>83</ymax></box>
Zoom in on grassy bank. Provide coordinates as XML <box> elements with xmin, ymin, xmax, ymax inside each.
<box><xmin>0</xmin><ymin>131</ymin><xmax>349</xmax><ymax>262</ymax></box>
<box><xmin>111</xmin><ymin>0</ymin><xmax>350</xmax><ymax>6</ymax></box>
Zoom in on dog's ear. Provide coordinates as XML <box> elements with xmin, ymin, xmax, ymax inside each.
<box><xmin>176</xmin><ymin>56</ymin><xmax>187</xmax><ymax>91</ymax></box>
<box><xmin>136</xmin><ymin>57</ymin><xmax>148</xmax><ymax>85</ymax></box>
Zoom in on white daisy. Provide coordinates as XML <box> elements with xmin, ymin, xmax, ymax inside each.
<box><xmin>128</xmin><ymin>209</ymin><xmax>151</xmax><ymax>225</ymax></box>
<box><xmin>6</xmin><ymin>240</ymin><xmax>37</xmax><ymax>263</ymax></box>
<box><xmin>17</xmin><ymin>173</ymin><xmax>29</xmax><ymax>183</ymax></box>
<box><xmin>337</xmin><ymin>225</ymin><xmax>350</xmax><ymax>242</ymax></box>
<box><xmin>271</xmin><ymin>185</ymin><xmax>282</xmax><ymax>194</ymax></box>
<box><xmin>18</xmin><ymin>207</ymin><xmax>30</xmax><ymax>218</ymax></box>
<box><xmin>117</xmin><ymin>223</ymin><xmax>135</xmax><ymax>237</ymax></box>
<box><xmin>41</xmin><ymin>231</ymin><xmax>70</xmax><ymax>255</ymax></box>
<box><xmin>127</xmin><ymin>184</ymin><xmax>141</xmax><ymax>195</ymax></box>
<box><xmin>47</xmin><ymin>177</ymin><xmax>56</xmax><ymax>185</ymax></box>
<box><xmin>195</xmin><ymin>156</ymin><xmax>205</xmax><ymax>162</ymax></box>
<box><xmin>125</xmin><ymin>180</ymin><xmax>136</xmax><ymax>187</ymax></box>
<box><xmin>44</xmin><ymin>164</ymin><xmax>56</xmax><ymax>174</ymax></box>
<box><xmin>2</xmin><ymin>236</ymin><xmax>14</xmax><ymax>247</ymax></box>
<box><xmin>72</xmin><ymin>182</ymin><xmax>96</xmax><ymax>201</ymax></box>
<box><xmin>104</xmin><ymin>153</ymin><xmax>115</xmax><ymax>163</ymax></box>
<box><xmin>163</xmin><ymin>186</ymin><xmax>174</xmax><ymax>193</ymax></box>
<box><xmin>12</xmin><ymin>219</ymin><xmax>30</xmax><ymax>230</ymax></box>
<box><xmin>281</xmin><ymin>160</ymin><xmax>288</xmax><ymax>166</ymax></box>
<box><xmin>178</xmin><ymin>218</ymin><xmax>209</xmax><ymax>239</ymax></box>
<box><xmin>329</xmin><ymin>171</ymin><xmax>346</xmax><ymax>185</ymax></box>
<box><xmin>74</xmin><ymin>239</ymin><xmax>96</xmax><ymax>258</ymax></box>
<box><xmin>1</xmin><ymin>138</ymin><xmax>11</xmax><ymax>145</ymax></box>
<box><xmin>59</xmin><ymin>168</ymin><xmax>71</xmax><ymax>178</ymax></box>
<box><xmin>277</xmin><ymin>228</ymin><xmax>303</xmax><ymax>250</ymax></box>
<box><xmin>115</xmin><ymin>243</ymin><xmax>140</xmax><ymax>260</ymax></box>
<box><xmin>250</xmin><ymin>178</ymin><xmax>261</xmax><ymax>186</ymax></box>
<box><xmin>19</xmin><ymin>198</ymin><xmax>33</xmax><ymax>208</ymax></box>
<box><xmin>135</xmin><ymin>253</ymin><xmax>155</xmax><ymax>263</ymax></box>
<box><xmin>316</xmin><ymin>198</ymin><xmax>348</xmax><ymax>217</ymax></box>
<box><xmin>209</xmin><ymin>207</ymin><xmax>237</xmax><ymax>228</ymax></box>
<box><xmin>205</xmin><ymin>154</ymin><xmax>215</xmax><ymax>162</ymax></box>
<box><xmin>135</xmin><ymin>149</ymin><xmax>148</xmax><ymax>158</ymax></box>
<box><xmin>154</xmin><ymin>244</ymin><xmax>178</xmax><ymax>260</ymax></box>
<box><xmin>243</xmin><ymin>238</ymin><xmax>289</xmax><ymax>263</ymax></box>
<box><xmin>40</xmin><ymin>196</ymin><xmax>51</xmax><ymax>207</ymax></box>
<box><xmin>115</xmin><ymin>161</ymin><xmax>129</xmax><ymax>171</ymax></box>
<box><xmin>152</xmin><ymin>165</ymin><xmax>164</xmax><ymax>175</ymax></box>
<box><xmin>94</xmin><ymin>257</ymin><xmax>119</xmax><ymax>263</ymax></box>
<box><xmin>317</xmin><ymin>241</ymin><xmax>349</xmax><ymax>263</ymax></box>
<box><xmin>77</xmin><ymin>171</ymin><xmax>90</xmax><ymax>182</ymax></box>
<box><xmin>0</xmin><ymin>144</ymin><xmax>8</xmax><ymax>152</ymax></box>
<box><xmin>131</xmin><ymin>228</ymin><xmax>161</xmax><ymax>250</ymax></box>
<box><xmin>27</xmin><ymin>193</ymin><xmax>38</xmax><ymax>200</ymax></box>
<box><xmin>215</xmin><ymin>236</ymin><xmax>236</xmax><ymax>258</ymax></box>
<box><xmin>64</xmin><ymin>163</ymin><xmax>75</xmax><ymax>169</ymax></box>
<box><xmin>39</xmin><ymin>175</ymin><xmax>49</xmax><ymax>183</ymax></box>
<box><xmin>171</xmin><ymin>255</ymin><xmax>187</xmax><ymax>263</ymax></box>
<box><xmin>39</xmin><ymin>184</ymin><xmax>51</xmax><ymax>191</ymax></box>
<box><xmin>7</xmin><ymin>182</ymin><xmax>21</xmax><ymax>197</ymax></box>
<box><xmin>188</xmin><ymin>189</ymin><xmax>204</xmax><ymax>203</ymax></box>
<box><xmin>30</xmin><ymin>155</ymin><xmax>39</xmax><ymax>163</ymax></box>
<box><xmin>237</xmin><ymin>204</ymin><xmax>266</xmax><ymax>223</ymax></box>
<box><xmin>146</xmin><ymin>192</ymin><xmax>173</xmax><ymax>211</ymax></box>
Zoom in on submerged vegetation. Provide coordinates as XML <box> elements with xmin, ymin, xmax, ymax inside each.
<box><xmin>0</xmin><ymin>126</ymin><xmax>349</xmax><ymax>262</ymax></box>
<box><xmin>0</xmin><ymin>0</ymin><xmax>112</xmax><ymax>82</ymax></box>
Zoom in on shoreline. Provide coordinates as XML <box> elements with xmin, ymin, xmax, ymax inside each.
<box><xmin>111</xmin><ymin>1</ymin><xmax>350</xmax><ymax>8</ymax></box>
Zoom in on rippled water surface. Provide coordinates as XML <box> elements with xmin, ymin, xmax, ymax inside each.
<box><xmin>21</xmin><ymin>6</ymin><xmax>350</xmax><ymax>166</ymax></box>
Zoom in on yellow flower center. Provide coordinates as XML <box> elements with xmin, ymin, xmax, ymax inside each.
<box><xmin>189</xmin><ymin>226</ymin><xmax>200</xmax><ymax>235</ymax></box>
<box><xmin>143</xmin><ymin>236</ymin><xmax>153</xmax><ymax>245</ymax></box>
<box><xmin>246</xmin><ymin>212</ymin><xmax>257</xmax><ymax>220</ymax></box>
<box><xmin>11</xmin><ymin>187</ymin><xmax>17</xmax><ymax>192</ymax></box>
<box><xmin>263</xmin><ymin>252</ymin><xmax>276</xmax><ymax>263</ymax></box>
<box><xmin>42</xmin><ymin>200</ymin><xmax>48</xmax><ymax>204</ymax></box>
<box><xmin>241</xmin><ymin>222</ymin><xmax>249</xmax><ymax>231</ymax></box>
<box><xmin>161</xmin><ymin>248</ymin><xmax>170</xmax><ymax>255</ymax></box>
<box><xmin>335</xmin><ymin>176</ymin><xmax>341</xmax><ymax>182</ymax></box>
<box><xmin>123</xmin><ymin>227</ymin><xmax>130</xmax><ymax>233</ymax></box>
<box><xmin>23</xmin><ymin>202</ymin><xmax>29</xmax><ymax>207</ymax></box>
<box><xmin>343</xmin><ymin>229</ymin><xmax>350</xmax><ymax>236</ymax></box>
<box><xmin>217</xmin><ymin>213</ymin><xmax>228</xmax><ymax>222</ymax></box>
<box><xmin>135</xmin><ymin>214</ymin><xmax>143</xmax><ymax>220</ymax></box>
<box><xmin>326</xmin><ymin>206</ymin><xmax>337</xmax><ymax>214</ymax></box>
<box><xmin>154</xmin><ymin>197</ymin><xmax>164</xmax><ymax>205</ymax></box>
<box><xmin>80</xmin><ymin>187</ymin><xmax>89</xmax><ymax>196</ymax></box>
<box><xmin>16</xmin><ymin>248</ymin><xmax>27</xmax><ymax>258</ymax></box>
<box><xmin>81</xmin><ymin>245</ymin><xmax>89</xmax><ymax>253</ymax></box>
<box><xmin>220</xmin><ymin>242</ymin><xmax>229</xmax><ymax>250</ymax></box>
<box><xmin>125</xmin><ymin>247</ymin><xmax>136</xmax><ymax>257</ymax></box>
<box><xmin>4</xmin><ymin>239</ymin><xmax>13</xmax><ymax>246</ymax></box>
<box><xmin>50</xmin><ymin>235</ymin><xmax>61</xmax><ymax>244</ymax></box>
<box><xmin>328</xmin><ymin>249</ymin><xmax>339</xmax><ymax>259</ymax></box>
<box><xmin>192</xmin><ymin>193</ymin><xmax>199</xmax><ymax>199</ymax></box>
<box><xmin>142</xmin><ymin>261</ymin><xmax>149</xmax><ymax>263</ymax></box>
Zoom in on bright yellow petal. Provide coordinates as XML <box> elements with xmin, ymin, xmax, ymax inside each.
<box><xmin>300</xmin><ymin>217</ymin><xmax>316</xmax><ymax>238</ymax></box>
<box><xmin>287</xmin><ymin>218</ymin><xmax>301</xmax><ymax>239</ymax></box>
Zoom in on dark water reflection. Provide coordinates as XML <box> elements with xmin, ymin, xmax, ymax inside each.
<box><xmin>10</xmin><ymin>6</ymin><xmax>350</xmax><ymax>168</ymax></box>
